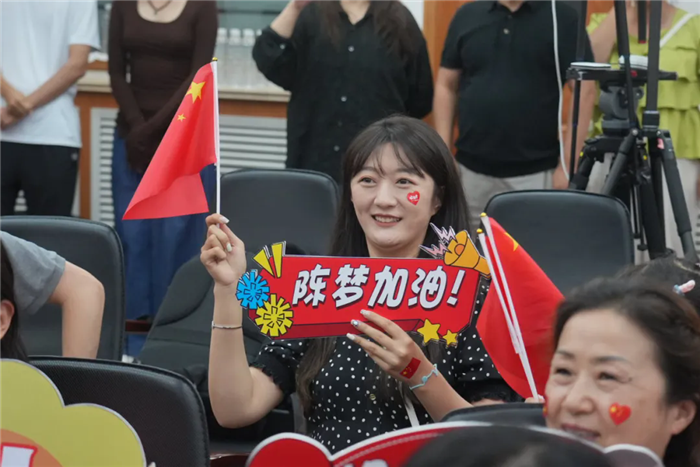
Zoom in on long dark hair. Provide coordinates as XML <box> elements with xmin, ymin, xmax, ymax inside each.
<box><xmin>1</xmin><ymin>240</ymin><xmax>28</xmax><ymax>361</ymax></box>
<box><xmin>296</xmin><ymin>115</ymin><xmax>471</xmax><ymax>416</ymax></box>
<box><xmin>317</xmin><ymin>1</ymin><xmax>420</xmax><ymax>64</ymax></box>
<box><xmin>554</xmin><ymin>277</ymin><xmax>700</xmax><ymax>467</ymax></box>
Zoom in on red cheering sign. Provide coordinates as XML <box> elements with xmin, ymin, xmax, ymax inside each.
<box><xmin>244</xmin><ymin>423</ymin><xmax>665</xmax><ymax>467</ymax></box>
<box><xmin>237</xmin><ymin>226</ymin><xmax>491</xmax><ymax>344</ymax></box>
<box><xmin>246</xmin><ymin>423</ymin><xmax>470</xmax><ymax>467</ymax></box>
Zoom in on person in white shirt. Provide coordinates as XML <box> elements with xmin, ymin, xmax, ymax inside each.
<box><xmin>0</xmin><ymin>0</ymin><xmax>99</xmax><ymax>216</ymax></box>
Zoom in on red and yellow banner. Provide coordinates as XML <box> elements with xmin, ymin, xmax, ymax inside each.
<box><xmin>237</xmin><ymin>227</ymin><xmax>491</xmax><ymax>344</ymax></box>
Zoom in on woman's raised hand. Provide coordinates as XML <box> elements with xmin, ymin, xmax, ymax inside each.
<box><xmin>348</xmin><ymin>310</ymin><xmax>433</xmax><ymax>387</ymax></box>
<box><xmin>200</xmin><ymin>214</ymin><xmax>247</xmax><ymax>287</ymax></box>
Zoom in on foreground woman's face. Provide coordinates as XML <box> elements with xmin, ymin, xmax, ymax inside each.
<box><xmin>545</xmin><ymin>308</ymin><xmax>694</xmax><ymax>458</ymax></box>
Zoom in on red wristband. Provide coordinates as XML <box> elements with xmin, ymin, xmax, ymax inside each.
<box><xmin>400</xmin><ymin>358</ymin><xmax>422</xmax><ymax>379</ymax></box>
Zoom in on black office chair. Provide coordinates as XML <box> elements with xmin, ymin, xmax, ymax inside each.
<box><xmin>442</xmin><ymin>402</ymin><xmax>545</xmax><ymax>427</ymax></box>
<box><xmin>138</xmin><ymin>250</ymin><xmax>300</xmax><ymax>455</ymax></box>
<box><xmin>218</xmin><ymin>169</ymin><xmax>340</xmax><ymax>255</ymax></box>
<box><xmin>485</xmin><ymin>190</ymin><xmax>634</xmax><ymax>293</ymax></box>
<box><xmin>31</xmin><ymin>357</ymin><xmax>210</xmax><ymax>467</ymax></box>
<box><xmin>1</xmin><ymin>216</ymin><xmax>125</xmax><ymax>359</ymax></box>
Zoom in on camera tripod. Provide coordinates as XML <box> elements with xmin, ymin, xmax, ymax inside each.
<box><xmin>566</xmin><ymin>0</ymin><xmax>698</xmax><ymax>262</ymax></box>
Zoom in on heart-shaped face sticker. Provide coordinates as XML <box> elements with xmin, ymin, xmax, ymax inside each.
<box><xmin>609</xmin><ymin>403</ymin><xmax>631</xmax><ymax>425</ymax></box>
<box><xmin>407</xmin><ymin>192</ymin><xmax>420</xmax><ymax>205</ymax></box>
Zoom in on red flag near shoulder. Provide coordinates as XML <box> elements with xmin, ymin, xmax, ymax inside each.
<box><xmin>477</xmin><ymin>218</ymin><xmax>562</xmax><ymax>399</ymax></box>
<box><xmin>123</xmin><ymin>62</ymin><xmax>217</xmax><ymax>220</ymax></box>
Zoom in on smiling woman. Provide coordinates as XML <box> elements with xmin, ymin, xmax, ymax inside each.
<box><xmin>545</xmin><ymin>277</ymin><xmax>700</xmax><ymax>467</ymax></box>
<box><xmin>201</xmin><ymin>115</ymin><xmax>517</xmax><ymax>453</ymax></box>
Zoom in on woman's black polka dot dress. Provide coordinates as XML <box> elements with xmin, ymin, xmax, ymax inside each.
<box><xmin>251</xmin><ymin>281</ymin><xmax>515</xmax><ymax>453</ymax></box>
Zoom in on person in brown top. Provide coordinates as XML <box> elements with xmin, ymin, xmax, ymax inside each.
<box><xmin>108</xmin><ymin>0</ymin><xmax>217</xmax><ymax>355</ymax></box>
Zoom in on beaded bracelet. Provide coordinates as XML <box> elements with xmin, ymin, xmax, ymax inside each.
<box><xmin>409</xmin><ymin>364</ymin><xmax>439</xmax><ymax>391</ymax></box>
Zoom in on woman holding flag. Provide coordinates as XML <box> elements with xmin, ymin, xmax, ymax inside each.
<box><xmin>108</xmin><ymin>0</ymin><xmax>217</xmax><ymax>354</ymax></box>
<box><xmin>202</xmin><ymin>116</ymin><xmax>516</xmax><ymax>452</ymax></box>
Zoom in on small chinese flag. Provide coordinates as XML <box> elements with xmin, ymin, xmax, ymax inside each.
<box><xmin>123</xmin><ymin>62</ymin><xmax>217</xmax><ymax>220</ymax></box>
<box><xmin>477</xmin><ymin>219</ymin><xmax>562</xmax><ymax>399</ymax></box>
<box><xmin>400</xmin><ymin>358</ymin><xmax>422</xmax><ymax>379</ymax></box>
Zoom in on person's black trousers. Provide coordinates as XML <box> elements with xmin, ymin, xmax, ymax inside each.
<box><xmin>1</xmin><ymin>141</ymin><xmax>79</xmax><ymax>216</ymax></box>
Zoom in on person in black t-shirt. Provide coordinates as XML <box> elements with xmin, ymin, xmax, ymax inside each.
<box><xmin>253</xmin><ymin>0</ymin><xmax>433</xmax><ymax>184</ymax></box>
<box><xmin>434</xmin><ymin>0</ymin><xmax>597</xmax><ymax>231</ymax></box>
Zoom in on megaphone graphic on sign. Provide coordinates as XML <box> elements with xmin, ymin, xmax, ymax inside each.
<box><xmin>444</xmin><ymin>231</ymin><xmax>490</xmax><ymax>277</ymax></box>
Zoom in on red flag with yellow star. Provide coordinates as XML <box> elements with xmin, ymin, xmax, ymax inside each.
<box><xmin>477</xmin><ymin>218</ymin><xmax>562</xmax><ymax>399</ymax></box>
<box><xmin>123</xmin><ymin>62</ymin><xmax>217</xmax><ymax>220</ymax></box>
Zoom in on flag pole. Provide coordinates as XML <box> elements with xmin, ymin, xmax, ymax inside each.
<box><xmin>482</xmin><ymin>214</ymin><xmax>538</xmax><ymax>399</ymax></box>
<box><xmin>477</xmin><ymin>229</ymin><xmax>520</xmax><ymax>354</ymax></box>
<box><xmin>212</xmin><ymin>58</ymin><xmax>221</xmax><ymax>214</ymax></box>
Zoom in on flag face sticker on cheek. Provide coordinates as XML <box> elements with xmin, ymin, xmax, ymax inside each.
<box><xmin>400</xmin><ymin>358</ymin><xmax>422</xmax><ymax>379</ymax></box>
<box><xmin>609</xmin><ymin>403</ymin><xmax>632</xmax><ymax>425</ymax></box>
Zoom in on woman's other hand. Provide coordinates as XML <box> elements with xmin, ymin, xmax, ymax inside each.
<box><xmin>348</xmin><ymin>310</ymin><xmax>433</xmax><ymax>387</ymax></box>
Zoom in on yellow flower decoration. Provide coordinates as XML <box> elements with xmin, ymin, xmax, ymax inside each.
<box><xmin>255</xmin><ymin>294</ymin><xmax>293</xmax><ymax>337</ymax></box>
<box><xmin>444</xmin><ymin>230</ymin><xmax>490</xmax><ymax>276</ymax></box>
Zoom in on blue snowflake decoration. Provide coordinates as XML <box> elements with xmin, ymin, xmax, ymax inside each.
<box><xmin>236</xmin><ymin>270</ymin><xmax>270</xmax><ymax>310</ymax></box>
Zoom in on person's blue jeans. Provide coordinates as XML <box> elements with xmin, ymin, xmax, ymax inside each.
<box><xmin>112</xmin><ymin>130</ymin><xmax>214</xmax><ymax>356</ymax></box>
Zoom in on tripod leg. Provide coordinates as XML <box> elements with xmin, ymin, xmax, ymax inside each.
<box><xmin>602</xmin><ymin>132</ymin><xmax>637</xmax><ymax>196</ymax></box>
<box><xmin>650</xmin><ymin>149</ymin><xmax>665</xmax><ymax>243</ymax></box>
<box><xmin>638</xmin><ymin>174</ymin><xmax>668</xmax><ymax>259</ymax></box>
<box><xmin>569</xmin><ymin>156</ymin><xmax>595</xmax><ymax>190</ymax></box>
<box><xmin>655</xmin><ymin>131</ymin><xmax>699</xmax><ymax>262</ymax></box>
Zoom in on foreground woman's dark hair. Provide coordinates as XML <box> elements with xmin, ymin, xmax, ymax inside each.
<box><xmin>555</xmin><ymin>277</ymin><xmax>700</xmax><ymax>467</ymax></box>
<box><xmin>404</xmin><ymin>425</ymin><xmax>614</xmax><ymax>467</ymax></box>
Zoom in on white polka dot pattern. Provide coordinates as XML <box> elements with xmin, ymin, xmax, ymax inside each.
<box><xmin>250</xmin><ymin>279</ymin><xmax>503</xmax><ymax>453</ymax></box>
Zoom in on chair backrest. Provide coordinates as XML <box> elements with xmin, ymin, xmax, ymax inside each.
<box><xmin>138</xmin><ymin>252</ymin><xmax>269</xmax><ymax>378</ymax></box>
<box><xmin>30</xmin><ymin>357</ymin><xmax>210</xmax><ymax>467</ymax></box>
<box><xmin>138</xmin><ymin>251</ymin><xmax>296</xmax><ymax>452</ymax></box>
<box><xmin>485</xmin><ymin>190</ymin><xmax>634</xmax><ymax>293</ymax></box>
<box><xmin>219</xmin><ymin>169</ymin><xmax>339</xmax><ymax>255</ymax></box>
<box><xmin>1</xmin><ymin>216</ymin><xmax>125</xmax><ymax>359</ymax></box>
<box><xmin>442</xmin><ymin>402</ymin><xmax>546</xmax><ymax>427</ymax></box>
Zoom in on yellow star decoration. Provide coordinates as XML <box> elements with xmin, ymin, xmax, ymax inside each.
<box><xmin>177</xmin><ymin>114</ymin><xmax>186</xmax><ymax>122</ymax></box>
<box><xmin>255</xmin><ymin>294</ymin><xmax>293</xmax><ymax>338</ymax></box>
<box><xmin>416</xmin><ymin>319</ymin><xmax>441</xmax><ymax>344</ymax></box>
<box><xmin>442</xmin><ymin>330</ymin><xmax>458</xmax><ymax>347</ymax></box>
<box><xmin>186</xmin><ymin>81</ymin><xmax>205</xmax><ymax>103</ymax></box>
<box><xmin>505</xmin><ymin>232</ymin><xmax>519</xmax><ymax>251</ymax></box>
